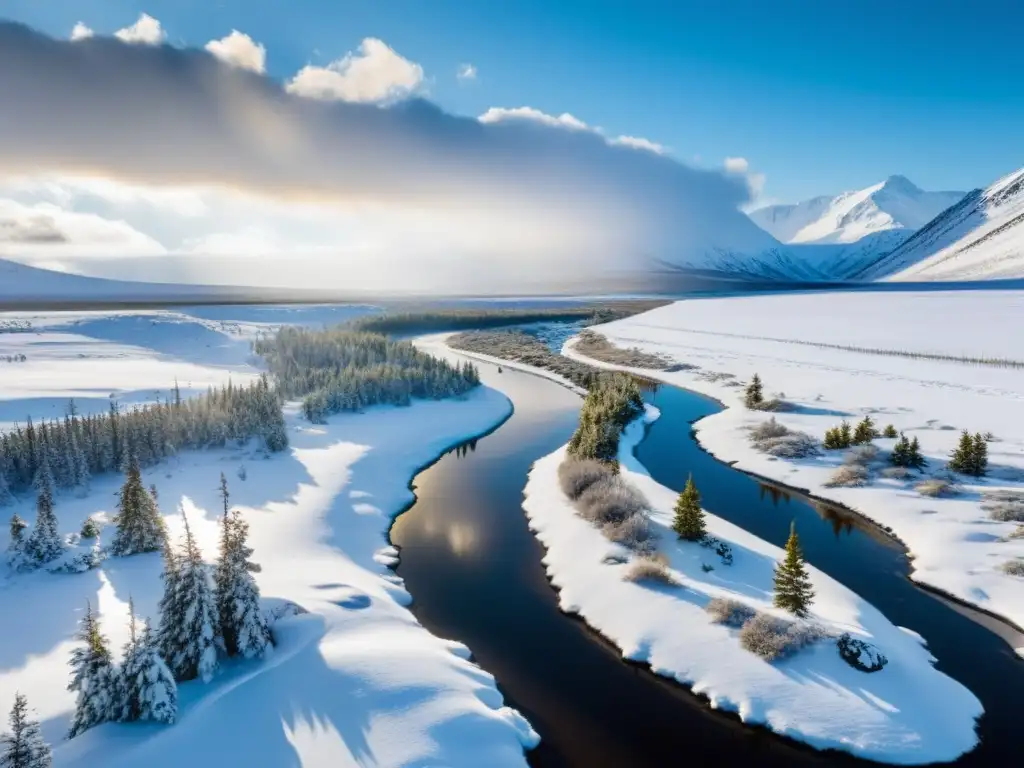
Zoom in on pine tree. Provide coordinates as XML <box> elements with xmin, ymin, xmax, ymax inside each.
<box><xmin>70</xmin><ymin>428</ymin><xmax>90</xmax><ymax>497</ymax></box>
<box><xmin>852</xmin><ymin>415</ymin><xmax>876</xmax><ymax>445</ymax></box>
<box><xmin>773</xmin><ymin>522</ymin><xmax>815</xmax><ymax>618</ymax></box>
<box><xmin>31</xmin><ymin>456</ymin><xmax>53</xmax><ymax>506</ymax></box>
<box><xmin>672</xmin><ymin>475</ymin><xmax>706</xmax><ymax>541</ymax></box>
<box><xmin>214</xmin><ymin>474</ymin><xmax>272</xmax><ymax>659</ymax></box>
<box><xmin>744</xmin><ymin>373</ymin><xmax>764</xmax><ymax>409</ymax></box>
<box><xmin>68</xmin><ymin>603</ymin><xmax>120</xmax><ymax>738</ymax></box>
<box><xmin>23</xmin><ymin>489</ymin><xmax>64</xmax><ymax>566</ymax></box>
<box><xmin>156</xmin><ymin>538</ymin><xmax>181</xmax><ymax>665</ymax></box>
<box><xmin>121</xmin><ymin>600</ymin><xmax>177</xmax><ymax>724</ymax></box>
<box><xmin>161</xmin><ymin>511</ymin><xmax>219</xmax><ymax>682</ymax></box>
<box><xmin>7</xmin><ymin>515</ymin><xmax>27</xmax><ymax>552</ymax></box>
<box><xmin>0</xmin><ymin>692</ymin><xmax>51</xmax><ymax>768</ymax></box>
<box><xmin>110</xmin><ymin>457</ymin><xmax>166</xmax><ymax>556</ymax></box>
<box><xmin>908</xmin><ymin>436</ymin><xmax>926</xmax><ymax>469</ymax></box>
<box><xmin>971</xmin><ymin>432</ymin><xmax>988</xmax><ymax>476</ymax></box>
<box><xmin>882</xmin><ymin>424</ymin><xmax>898</xmax><ymax>439</ymax></box>
<box><xmin>839</xmin><ymin>420</ymin><xmax>852</xmax><ymax>448</ymax></box>
<box><xmin>0</xmin><ymin>468</ymin><xmax>13</xmax><ymax>507</ymax></box>
<box><xmin>891</xmin><ymin>433</ymin><xmax>910</xmax><ymax>467</ymax></box>
<box><xmin>949</xmin><ymin>430</ymin><xmax>977</xmax><ymax>475</ymax></box>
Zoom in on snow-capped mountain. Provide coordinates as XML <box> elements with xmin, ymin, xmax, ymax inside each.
<box><xmin>751</xmin><ymin>175</ymin><xmax>964</xmax><ymax>245</ymax></box>
<box><xmin>853</xmin><ymin>167</ymin><xmax>1024</xmax><ymax>281</ymax></box>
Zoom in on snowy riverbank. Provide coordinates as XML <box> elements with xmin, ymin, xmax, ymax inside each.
<box><xmin>0</xmin><ymin>308</ymin><xmax>535</xmax><ymax>767</ymax></box>
<box><xmin>564</xmin><ymin>291</ymin><xmax>1024</xmax><ymax>635</ymax></box>
<box><xmin>522</xmin><ymin>406</ymin><xmax>982</xmax><ymax>764</ymax></box>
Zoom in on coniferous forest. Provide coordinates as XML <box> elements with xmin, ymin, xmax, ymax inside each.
<box><xmin>0</xmin><ymin>377</ymin><xmax>287</xmax><ymax>498</ymax></box>
<box><xmin>254</xmin><ymin>327</ymin><xmax>480</xmax><ymax>423</ymax></box>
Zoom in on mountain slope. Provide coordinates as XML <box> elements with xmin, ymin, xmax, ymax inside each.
<box><xmin>853</xmin><ymin>168</ymin><xmax>1024</xmax><ymax>281</ymax></box>
<box><xmin>751</xmin><ymin>176</ymin><xmax>964</xmax><ymax>245</ymax></box>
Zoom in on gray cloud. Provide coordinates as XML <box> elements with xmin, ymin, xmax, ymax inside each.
<box><xmin>0</xmin><ymin>21</ymin><xmax>777</xmax><ymax>289</ymax></box>
<box><xmin>0</xmin><ymin>213</ymin><xmax>68</xmax><ymax>243</ymax></box>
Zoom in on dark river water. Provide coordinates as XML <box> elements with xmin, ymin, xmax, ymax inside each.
<box><xmin>389</xmin><ymin>361</ymin><xmax>1024</xmax><ymax>767</ymax></box>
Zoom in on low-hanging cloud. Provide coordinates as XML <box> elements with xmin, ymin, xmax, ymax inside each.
<box><xmin>0</xmin><ymin>21</ymin><xmax>775</xmax><ymax>293</ymax></box>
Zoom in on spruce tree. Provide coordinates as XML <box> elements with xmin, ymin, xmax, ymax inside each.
<box><xmin>0</xmin><ymin>692</ymin><xmax>51</xmax><ymax>768</ymax></box>
<box><xmin>672</xmin><ymin>475</ymin><xmax>706</xmax><ymax>542</ymax></box>
<box><xmin>161</xmin><ymin>511</ymin><xmax>219</xmax><ymax>682</ymax></box>
<box><xmin>971</xmin><ymin>432</ymin><xmax>988</xmax><ymax>476</ymax></box>
<box><xmin>773</xmin><ymin>522</ymin><xmax>814</xmax><ymax>618</ymax></box>
<box><xmin>68</xmin><ymin>603</ymin><xmax>120</xmax><ymax>738</ymax></box>
<box><xmin>908</xmin><ymin>436</ymin><xmax>925</xmax><ymax>469</ymax></box>
<box><xmin>839</xmin><ymin>420</ymin><xmax>852</xmax><ymax>448</ymax></box>
<box><xmin>949</xmin><ymin>430</ymin><xmax>976</xmax><ymax>475</ymax></box>
<box><xmin>110</xmin><ymin>457</ymin><xmax>166</xmax><ymax>556</ymax></box>
<box><xmin>156</xmin><ymin>538</ymin><xmax>181</xmax><ymax>666</ymax></box>
<box><xmin>891</xmin><ymin>433</ymin><xmax>910</xmax><ymax>467</ymax></box>
<box><xmin>0</xmin><ymin>469</ymin><xmax>13</xmax><ymax>507</ymax></box>
<box><xmin>70</xmin><ymin>428</ymin><xmax>90</xmax><ymax>497</ymax></box>
<box><xmin>23</xmin><ymin>489</ymin><xmax>63</xmax><ymax>566</ymax></box>
<box><xmin>852</xmin><ymin>415</ymin><xmax>876</xmax><ymax>445</ymax></box>
<box><xmin>744</xmin><ymin>374</ymin><xmax>764</xmax><ymax>409</ymax></box>
<box><xmin>31</xmin><ymin>456</ymin><xmax>53</xmax><ymax>507</ymax></box>
<box><xmin>122</xmin><ymin>600</ymin><xmax>177</xmax><ymax>724</ymax></box>
<box><xmin>882</xmin><ymin>424</ymin><xmax>898</xmax><ymax>439</ymax></box>
<box><xmin>7</xmin><ymin>515</ymin><xmax>27</xmax><ymax>552</ymax></box>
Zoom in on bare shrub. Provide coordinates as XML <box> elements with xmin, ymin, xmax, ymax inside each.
<box><xmin>624</xmin><ymin>554</ymin><xmax>679</xmax><ymax>586</ymax></box>
<box><xmin>982</xmin><ymin>490</ymin><xmax>1024</xmax><ymax>522</ymax></box>
<box><xmin>573</xmin><ymin>330</ymin><xmax>678</xmax><ymax>370</ymax></box>
<box><xmin>916</xmin><ymin>478</ymin><xmax>959</xmax><ymax>498</ymax></box>
<box><xmin>739</xmin><ymin>613</ymin><xmax>829</xmax><ymax>661</ymax></box>
<box><xmin>751</xmin><ymin>417</ymin><xmax>789</xmax><ymax>441</ymax></box>
<box><xmin>705</xmin><ymin>597</ymin><xmax>756</xmax><ymax>628</ymax></box>
<box><xmin>881</xmin><ymin>466</ymin><xmax>914</xmax><ymax>480</ymax></box>
<box><xmin>1000</xmin><ymin>559</ymin><xmax>1024</xmax><ymax>577</ymax></box>
<box><xmin>844</xmin><ymin>445</ymin><xmax>879</xmax><ymax>466</ymax></box>
<box><xmin>749</xmin><ymin>418</ymin><xmax>820</xmax><ymax>459</ymax></box>
<box><xmin>755</xmin><ymin>397</ymin><xmax>793</xmax><ymax>413</ymax></box>
<box><xmin>825</xmin><ymin>464</ymin><xmax>869</xmax><ymax>488</ymax></box>
<box><xmin>1006</xmin><ymin>525</ymin><xmax>1024</xmax><ymax>540</ymax></box>
<box><xmin>576</xmin><ymin>476</ymin><xmax>648</xmax><ymax>526</ymax></box>
<box><xmin>558</xmin><ymin>459</ymin><xmax>613</xmax><ymax>501</ymax></box>
<box><xmin>602</xmin><ymin>514</ymin><xmax>658</xmax><ymax>552</ymax></box>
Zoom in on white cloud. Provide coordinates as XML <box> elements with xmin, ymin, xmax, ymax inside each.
<box><xmin>70</xmin><ymin>22</ymin><xmax>94</xmax><ymax>41</ymax></box>
<box><xmin>479</xmin><ymin>106</ymin><xmax>590</xmax><ymax>131</ymax></box>
<box><xmin>610</xmin><ymin>135</ymin><xmax>665</xmax><ymax>154</ymax></box>
<box><xmin>456</xmin><ymin>63</ymin><xmax>477</xmax><ymax>82</ymax></box>
<box><xmin>286</xmin><ymin>38</ymin><xmax>424</xmax><ymax>103</ymax></box>
<box><xmin>724</xmin><ymin>156</ymin><xmax>750</xmax><ymax>174</ymax></box>
<box><xmin>205</xmin><ymin>30</ymin><xmax>266</xmax><ymax>74</ymax></box>
<box><xmin>114</xmin><ymin>13</ymin><xmax>165</xmax><ymax>45</ymax></box>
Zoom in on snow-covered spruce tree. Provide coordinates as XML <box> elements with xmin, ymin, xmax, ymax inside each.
<box><xmin>672</xmin><ymin>475</ymin><xmax>706</xmax><ymax>541</ymax></box>
<box><xmin>68</xmin><ymin>602</ymin><xmax>121</xmax><ymax>738</ymax></box>
<box><xmin>214</xmin><ymin>474</ymin><xmax>272</xmax><ymax>659</ymax></box>
<box><xmin>7</xmin><ymin>515</ymin><xmax>27</xmax><ymax>552</ymax></box>
<box><xmin>110</xmin><ymin>457</ymin><xmax>166</xmax><ymax>557</ymax></box>
<box><xmin>161</xmin><ymin>511</ymin><xmax>219</xmax><ymax>682</ymax></box>
<box><xmin>156</xmin><ymin>537</ymin><xmax>181</xmax><ymax>666</ymax></box>
<box><xmin>69</xmin><ymin>427</ymin><xmax>90</xmax><ymax>497</ymax></box>
<box><xmin>744</xmin><ymin>374</ymin><xmax>764</xmax><ymax>409</ymax></box>
<box><xmin>772</xmin><ymin>522</ymin><xmax>814</xmax><ymax>618</ymax></box>
<box><xmin>0</xmin><ymin>692</ymin><xmax>51</xmax><ymax>768</ymax></box>
<box><xmin>23</xmin><ymin>488</ymin><xmax>64</xmax><ymax>566</ymax></box>
<box><xmin>121</xmin><ymin>599</ymin><xmax>177</xmax><ymax>724</ymax></box>
<box><xmin>31</xmin><ymin>456</ymin><xmax>54</xmax><ymax>507</ymax></box>
<box><xmin>0</xmin><ymin>467</ymin><xmax>13</xmax><ymax>507</ymax></box>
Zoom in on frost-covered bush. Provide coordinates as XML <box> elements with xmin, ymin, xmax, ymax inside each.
<box><xmin>558</xmin><ymin>459</ymin><xmax>613</xmax><ymax>501</ymax></box>
<box><xmin>916</xmin><ymin>478</ymin><xmax>959</xmax><ymax>498</ymax></box>
<box><xmin>837</xmin><ymin>633</ymin><xmax>887</xmax><ymax>672</ymax></box>
<box><xmin>1006</xmin><ymin>525</ymin><xmax>1024</xmax><ymax>540</ymax></box>
<box><xmin>881</xmin><ymin>466</ymin><xmax>914</xmax><ymax>480</ymax></box>
<box><xmin>576</xmin><ymin>476</ymin><xmax>648</xmax><ymax>526</ymax></box>
<box><xmin>1000</xmin><ymin>559</ymin><xmax>1024</xmax><ymax>577</ymax></box>
<box><xmin>756</xmin><ymin>397</ymin><xmax>791</xmax><ymax>413</ymax></box>
<box><xmin>749</xmin><ymin>419</ymin><xmax>820</xmax><ymax>459</ymax></box>
<box><xmin>602</xmin><ymin>514</ymin><xmax>657</xmax><ymax>553</ymax></box>
<box><xmin>739</xmin><ymin>613</ymin><xmax>828</xmax><ymax>661</ymax></box>
<box><xmin>623</xmin><ymin>554</ymin><xmax>678</xmax><ymax>586</ymax></box>
<box><xmin>982</xmin><ymin>490</ymin><xmax>1024</xmax><ymax>522</ymax></box>
<box><xmin>80</xmin><ymin>517</ymin><xmax>100</xmax><ymax>539</ymax></box>
<box><xmin>705</xmin><ymin>597</ymin><xmax>756</xmax><ymax>628</ymax></box>
<box><xmin>844</xmin><ymin>445</ymin><xmax>879</xmax><ymax>466</ymax></box>
<box><xmin>825</xmin><ymin>464</ymin><xmax>869</xmax><ymax>488</ymax></box>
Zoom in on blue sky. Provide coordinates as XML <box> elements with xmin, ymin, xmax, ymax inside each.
<box><xmin>3</xmin><ymin>0</ymin><xmax>1021</xmax><ymax>203</ymax></box>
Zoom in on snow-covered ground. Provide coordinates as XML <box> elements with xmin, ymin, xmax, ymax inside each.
<box><xmin>564</xmin><ymin>290</ymin><xmax>1024</xmax><ymax>632</ymax></box>
<box><xmin>523</xmin><ymin>408</ymin><xmax>982</xmax><ymax>763</ymax></box>
<box><xmin>0</xmin><ymin>307</ymin><xmax>535</xmax><ymax>767</ymax></box>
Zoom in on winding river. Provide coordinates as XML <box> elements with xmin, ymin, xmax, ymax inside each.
<box><xmin>389</xmin><ymin>357</ymin><xmax>1024</xmax><ymax>766</ymax></box>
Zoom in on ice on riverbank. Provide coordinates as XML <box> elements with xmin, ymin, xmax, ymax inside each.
<box><xmin>523</xmin><ymin>406</ymin><xmax>982</xmax><ymax>764</ymax></box>
<box><xmin>565</xmin><ymin>291</ymin><xmax>1024</xmax><ymax>631</ymax></box>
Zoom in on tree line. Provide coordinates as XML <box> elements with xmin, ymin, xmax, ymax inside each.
<box><xmin>254</xmin><ymin>327</ymin><xmax>481</xmax><ymax>423</ymax></box>
<box><xmin>0</xmin><ymin>377</ymin><xmax>287</xmax><ymax>503</ymax></box>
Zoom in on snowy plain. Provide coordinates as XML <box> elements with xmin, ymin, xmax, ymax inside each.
<box><xmin>563</xmin><ymin>290</ymin><xmax>1024</xmax><ymax>633</ymax></box>
<box><xmin>522</xmin><ymin>407</ymin><xmax>982</xmax><ymax>764</ymax></box>
<box><xmin>0</xmin><ymin>306</ymin><xmax>537</xmax><ymax>767</ymax></box>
